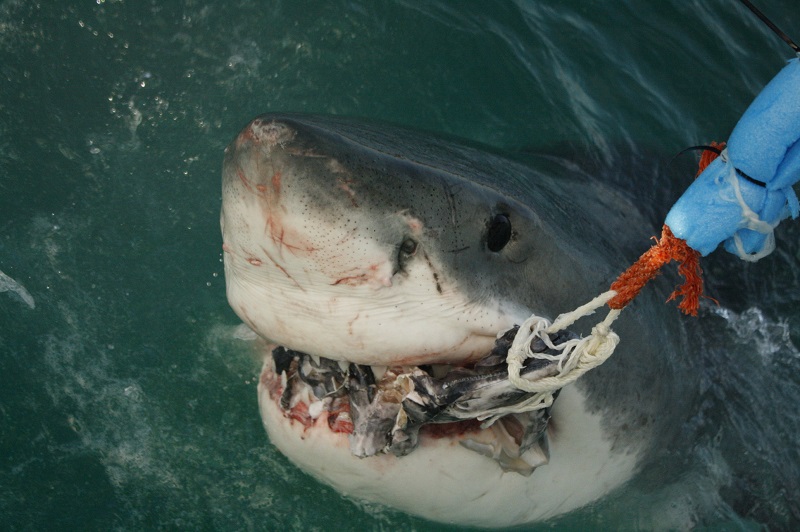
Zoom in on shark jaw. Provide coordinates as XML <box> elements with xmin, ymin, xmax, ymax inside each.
<box><xmin>256</xmin><ymin>347</ymin><xmax>639</xmax><ymax>528</ymax></box>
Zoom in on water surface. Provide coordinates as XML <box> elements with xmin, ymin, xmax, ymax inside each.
<box><xmin>2</xmin><ymin>1</ymin><xmax>799</xmax><ymax>529</ymax></box>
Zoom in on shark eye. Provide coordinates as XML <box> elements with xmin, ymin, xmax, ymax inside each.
<box><xmin>396</xmin><ymin>237</ymin><xmax>418</xmax><ymax>273</ymax></box>
<box><xmin>399</xmin><ymin>237</ymin><xmax>418</xmax><ymax>256</ymax></box>
<box><xmin>486</xmin><ymin>214</ymin><xmax>512</xmax><ymax>252</ymax></box>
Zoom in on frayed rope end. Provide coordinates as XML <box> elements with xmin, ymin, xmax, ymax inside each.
<box><xmin>608</xmin><ymin>225</ymin><xmax>703</xmax><ymax>316</ymax></box>
<box><xmin>606</xmin><ymin>143</ymin><xmax>725</xmax><ymax>316</ymax></box>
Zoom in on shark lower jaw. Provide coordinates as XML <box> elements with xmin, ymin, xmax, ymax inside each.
<box><xmin>258</xmin><ymin>360</ymin><xmax>488</xmax><ymax>452</ymax></box>
<box><xmin>258</xmin><ymin>331</ymin><xmax>565</xmax><ymax>473</ymax></box>
<box><xmin>255</xmin><ymin>347</ymin><xmax>641</xmax><ymax>528</ymax></box>
<box><xmin>256</xmin><ymin>352</ymin><xmax>547</xmax><ymax>527</ymax></box>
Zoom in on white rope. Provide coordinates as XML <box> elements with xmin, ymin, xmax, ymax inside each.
<box><xmin>499</xmin><ymin>148</ymin><xmax>775</xmax><ymax>415</ymax></box>
<box><xmin>503</xmin><ymin>290</ymin><xmax>622</xmax><ymax>414</ymax></box>
<box><xmin>721</xmin><ymin>148</ymin><xmax>777</xmax><ymax>262</ymax></box>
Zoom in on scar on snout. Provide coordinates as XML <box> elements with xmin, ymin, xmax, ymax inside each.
<box><xmin>332</xmin><ymin>274</ymin><xmax>369</xmax><ymax>286</ymax></box>
<box><xmin>237</xmin><ymin>168</ymin><xmax>254</xmax><ymax>193</ymax></box>
<box><xmin>347</xmin><ymin>313</ymin><xmax>360</xmax><ymax>336</ymax></box>
<box><xmin>405</xmin><ymin>216</ymin><xmax>424</xmax><ymax>234</ymax></box>
<box><xmin>336</xmin><ymin>227</ymin><xmax>358</xmax><ymax>245</ymax></box>
<box><xmin>270</xmin><ymin>226</ymin><xmax>316</xmax><ymax>257</ymax></box>
<box><xmin>260</xmin><ymin>246</ymin><xmax>305</xmax><ymax>291</ymax></box>
<box><xmin>327</xmin><ymin>158</ymin><xmax>348</xmax><ymax>174</ymax></box>
<box><xmin>423</xmin><ymin>251</ymin><xmax>443</xmax><ymax>294</ymax></box>
<box><xmin>250</xmin><ymin>120</ymin><xmax>296</xmax><ymax>146</ymax></box>
<box><xmin>272</xmin><ymin>171</ymin><xmax>282</xmax><ymax>195</ymax></box>
<box><xmin>247</xmin><ymin>258</ymin><xmax>263</xmax><ymax>266</ymax></box>
<box><xmin>336</xmin><ymin>177</ymin><xmax>359</xmax><ymax>208</ymax></box>
<box><xmin>447</xmin><ymin>246</ymin><xmax>470</xmax><ymax>254</ymax></box>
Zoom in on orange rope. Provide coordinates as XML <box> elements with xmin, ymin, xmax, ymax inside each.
<box><xmin>697</xmin><ymin>141</ymin><xmax>726</xmax><ymax>177</ymax></box>
<box><xmin>607</xmin><ymin>143</ymin><xmax>725</xmax><ymax>316</ymax></box>
<box><xmin>608</xmin><ymin>225</ymin><xmax>703</xmax><ymax>315</ymax></box>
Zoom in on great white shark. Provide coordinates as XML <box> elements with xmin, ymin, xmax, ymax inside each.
<box><xmin>220</xmin><ymin>113</ymin><xmax>698</xmax><ymax>527</ymax></box>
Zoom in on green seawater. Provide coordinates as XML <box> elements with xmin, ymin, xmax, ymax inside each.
<box><xmin>1</xmin><ymin>1</ymin><xmax>799</xmax><ymax>529</ymax></box>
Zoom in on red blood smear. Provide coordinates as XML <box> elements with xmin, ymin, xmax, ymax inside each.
<box><xmin>288</xmin><ymin>401</ymin><xmax>314</xmax><ymax>429</ymax></box>
<box><xmin>266</xmin><ymin>368</ymin><xmax>485</xmax><ymax>439</ymax></box>
<box><xmin>421</xmin><ymin>419</ymin><xmax>483</xmax><ymax>439</ymax></box>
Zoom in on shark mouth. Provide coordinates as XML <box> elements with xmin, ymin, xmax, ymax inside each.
<box><xmin>259</xmin><ymin>326</ymin><xmax>577</xmax><ymax>476</ymax></box>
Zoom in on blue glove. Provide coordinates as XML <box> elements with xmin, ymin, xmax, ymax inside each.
<box><xmin>665</xmin><ymin>57</ymin><xmax>800</xmax><ymax>261</ymax></box>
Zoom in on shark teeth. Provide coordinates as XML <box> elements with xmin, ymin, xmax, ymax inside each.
<box><xmin>269</xmin><ymin>324</ymin><xmax>578</xmax><ymax>476</ymax></box>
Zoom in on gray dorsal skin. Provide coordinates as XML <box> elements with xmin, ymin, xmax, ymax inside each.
<box><xmin>222</xmin><ymin>113</ymin><xmax>699</xmax><ymax>461</ymax></box>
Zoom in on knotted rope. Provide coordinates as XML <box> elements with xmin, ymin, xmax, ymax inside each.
<box><xmin>505</xmin><ymin>147</ymin><xmax>721</xmax><ymax>402</ymax></box>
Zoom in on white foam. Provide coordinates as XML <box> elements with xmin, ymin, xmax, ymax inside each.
<box><xmin>232</xmin><ymin>323</ymin><xmax>258</xmax><ymax>341</ymax></box>
<box><xmin>711</xmin><ymin>306</ymin><xmax>798</xmax><ymax>359</ymax></box>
